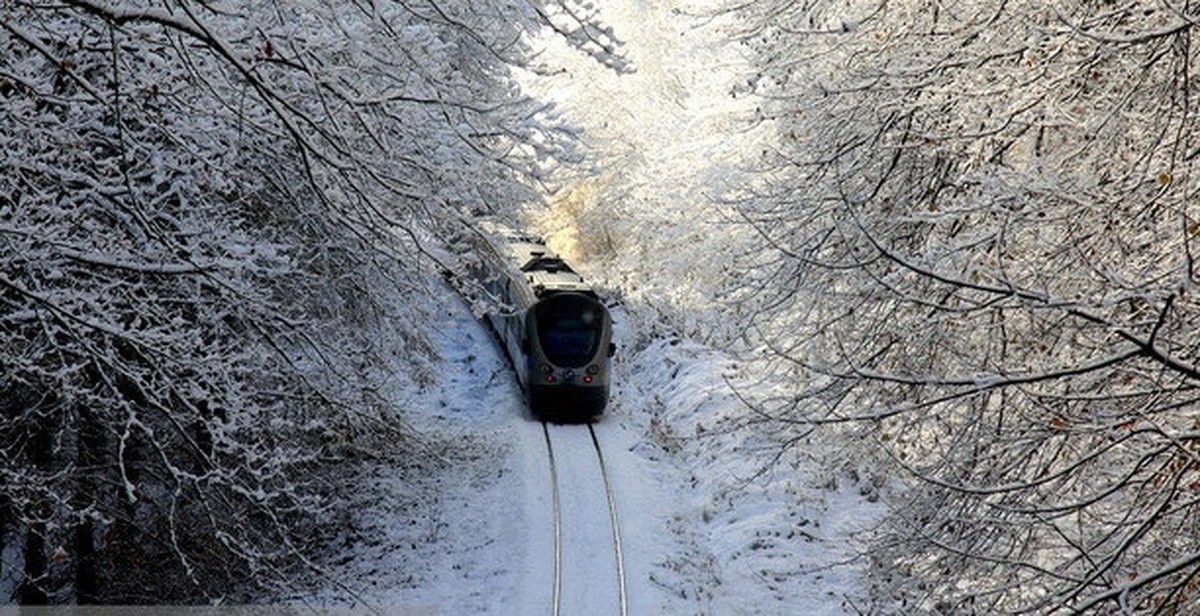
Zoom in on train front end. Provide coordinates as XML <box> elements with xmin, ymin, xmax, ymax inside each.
<box><xmin>526</xmin><ymin>292</ymin><xmax>614</xmax><ymax>422</ymax></box>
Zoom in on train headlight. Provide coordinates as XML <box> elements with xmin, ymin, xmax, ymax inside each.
<box><xmin>586</xmin><ymin>365</ymin><xmax>599</xmax><ymax>375</ymax></box>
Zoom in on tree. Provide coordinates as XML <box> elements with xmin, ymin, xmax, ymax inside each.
<box><xmin>0</xmin><ymin>0</ymin><xmax>602</xmax><ymax>603</ymax></box>
<box><xmin>732</xmin><ymin>0</ymin><xmax>1200</xmax><ymax>611</ymax></box>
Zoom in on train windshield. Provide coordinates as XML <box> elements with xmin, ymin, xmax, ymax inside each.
<box><xmin>535</xmin><ymin>294</ymin><xmax>606</xmax><ymax>368</ymax></box>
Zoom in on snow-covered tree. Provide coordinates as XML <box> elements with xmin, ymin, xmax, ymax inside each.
<box><xmin>0</xmin><ymin>0</ymin><xmax>613</xmax><ymax>603</ymax></box>
<box><xmin>733</xmin><ymin>0</ymin><xmax>1200</xmax><ymax>611</ymax></box>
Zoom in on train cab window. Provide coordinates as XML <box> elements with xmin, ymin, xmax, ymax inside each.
<box><xmin>522</xmin><ymin>256</ymin><xmax>571</xmax><ymax>273</ymax></box>
<box><xmin>534</xmin><ymin>294</ymin><xmax>604</xmax><ymax>368</ymax></box>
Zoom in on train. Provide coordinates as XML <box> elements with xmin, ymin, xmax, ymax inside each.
<box><xmin>461</xmin><ymin>220</ymin><xmax>615</xmax><ymax>422</ymax></box>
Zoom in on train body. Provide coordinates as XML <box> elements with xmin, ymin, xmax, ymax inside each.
<box><xmin>466</xmin><ymin>221</ymin><xmax>614</xmax><ymax>422</ymax></box>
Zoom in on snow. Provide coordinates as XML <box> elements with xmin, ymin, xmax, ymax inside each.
<box><xmin>298</xmin><ymin>0</ymin><xmax>888</xmax><ymax>612</ymax></box>
<box><xmin>302</xmin><ymin>294</ymin><xmax>886</xmax><ymax>613</ymax></box>
<box><xmin>541</xmin><ymin>423</ymin><xmax>623</xmax><ymax>613</ymax></box>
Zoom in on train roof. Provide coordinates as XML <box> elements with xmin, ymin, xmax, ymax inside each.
<box><xmin>477</xmin><ymin>220</ymin><xmax>596</xmax><ymax>298</ymax></box>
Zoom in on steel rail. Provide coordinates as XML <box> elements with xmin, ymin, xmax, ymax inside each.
<box><xmin>541</xmin><ymin>422</ymin><xmax>563</xmax><ymax>616</ymax></box>
<box><xmin>588</xmin><ymin>424</ymin><xmax>630</xmax><ymax>616</ymax></box>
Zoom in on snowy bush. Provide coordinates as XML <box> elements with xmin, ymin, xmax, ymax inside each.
<box><xmin>731</xmin><ymin>0</ymin><xmax>1200</xmax><ymax>611</ymax></box>
<box><xmin>0</xmin><ymin>0</ymin><xmax>582</xmax><ymax>603</ymax></box>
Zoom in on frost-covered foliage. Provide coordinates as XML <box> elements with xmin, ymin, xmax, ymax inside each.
<box><xmin>733</xmin><ymin>0</ymin><xmax>1200</xmax><ymax>611</ymax></box>
<box><xmin>0</xmin><ymin>0</ymin><xmax>577</xmax><ymax>604</ymax></box>
<box><xmin>517</xmin><ymin>0</ymin><xmax>767</xmax><ymax>347</ymax></box>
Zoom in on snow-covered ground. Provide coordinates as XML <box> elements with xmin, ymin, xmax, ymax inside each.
<box><xmin>304</xmin><ymin>0</ymin><xmax>889</xmax><ymax>613</ymax></box>
<box><xmin>308</xmin><ymin>293</ymin><xmax>887</xmax><ymax>613</ymax></box>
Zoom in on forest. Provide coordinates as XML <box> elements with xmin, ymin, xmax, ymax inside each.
<box><xmin>5</xmin><ymin>0</ymin><xmax>1200</xmax><ymax>612</ymax></box>
<box><xmin>0</xmin><ymin>0</ymin><xmax>574</xmax><ymax>602</ymax></box>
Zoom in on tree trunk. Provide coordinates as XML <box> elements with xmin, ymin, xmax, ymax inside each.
<box><xmin>72</xmin><ymin>404</ymin><xmax>104</xmax><ymax>604</ymax></box>
<box><xmin>72</xmin><ymin>520</ymin><xmax>98</xmax><ymax>604</ymax></box>
<box><xmin>19</xmin><ymin>423</ymin><xmax>53</xmax><ymax>605</ymax></box>
<box><xmin>19</xmin><ymin>521</ymin><xmax>48</xmax><ymax>605</ymax></box>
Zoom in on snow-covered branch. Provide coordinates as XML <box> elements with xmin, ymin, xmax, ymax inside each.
<box><xmin>727</xmin><ymin>0</ymin><xmax>1200</xmax><ymax>609</ymax></box>
<box><xmin>0</xmin><ymin>0</ymin><xmax>572</xmax><ymax>603</ymax></box>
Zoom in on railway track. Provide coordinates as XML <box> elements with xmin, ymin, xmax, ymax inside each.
<box><xmin>541</xmin><ymin>422</ymin><xmax>629</xmax><ymax>616</ymax></box>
